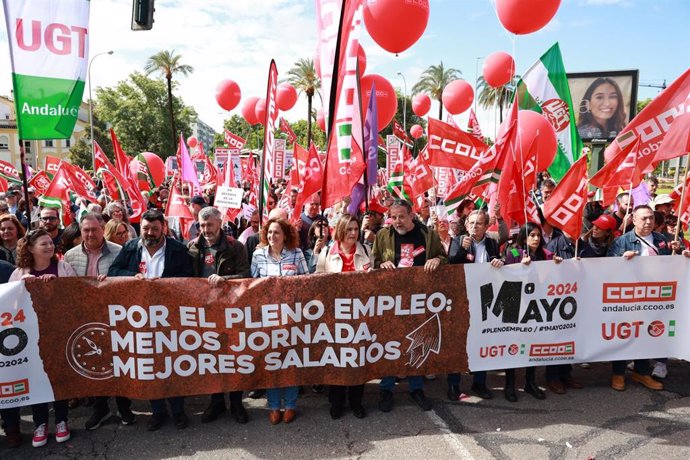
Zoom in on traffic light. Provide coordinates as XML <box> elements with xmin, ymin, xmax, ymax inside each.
<box><xmin>131</xmin><ymin>0</ymin><xmax>155</xmax><ymax>31</ymax></box>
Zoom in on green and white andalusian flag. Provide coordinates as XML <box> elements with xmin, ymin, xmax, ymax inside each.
<box><xmin>516</xmin><ymin>43</ymin><xmax>583</xmax><ymax>181</ymax></box>
<box><xmin>2</xmin><ymin>0</ymin><xmax>90</xmax><ymax>140</ymax></box>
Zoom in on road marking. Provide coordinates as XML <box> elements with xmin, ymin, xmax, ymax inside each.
<box><xmin>426</xmin><ymin>409</ymin><xmax>475</xmax><ymax>459</ymax></box>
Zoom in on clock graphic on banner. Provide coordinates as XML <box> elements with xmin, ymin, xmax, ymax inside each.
<box><xmin>65</xmin><ymin>323</ymin><xmax>114</xmax><ymax>380</ymax></box>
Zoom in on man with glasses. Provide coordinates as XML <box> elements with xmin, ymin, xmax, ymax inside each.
<box><xmin>39</xmin><ymin>207</ymin><xmax>62</xmax><ymax>245</ymax></box>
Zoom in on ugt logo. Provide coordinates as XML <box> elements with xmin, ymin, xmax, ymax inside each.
<box><xmin>480</xmin><ymin>281</ymin><xmax>577</xmax><ymax>324</ymax></box>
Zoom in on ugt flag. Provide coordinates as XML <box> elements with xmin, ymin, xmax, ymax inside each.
<box><xmin>516</xmin><ymin>42</ymin><xmax>583</xmax><ymax>181</ymax></box>
<box><xmin>2</xmin><ymin>0</ymin><xmax>90</xmax><ymax>139</ymax></box>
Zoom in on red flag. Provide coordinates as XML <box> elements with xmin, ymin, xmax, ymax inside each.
<box><xmin>28</xmin><ymin>171</ymin><xmax>51</xmax><ymax>197</ymax></box>
<box><xmin>654</xmin><ymin>111</ymin><xmax>690</xmax><ymax>162</ymax></box>
<box><xmin>427</xmin><ymin>118</ymin><xmax>488</xmax><ymax>170</ymax></box>
<box><xmin>44</xmin><ymin>155</ymin><xmax>61</xmax><ymax>178</ymax></box>
<box><xmin>0</xmin><ymin>177</ymin><xmax>7</xmax><ymax>193</ymax></box>
<box><xmin>467</xmin><ymin>109</ymin><xmax>483</xmax><ymax>140</ymax></box>
<box><xmin>670</xmin><ymin>174</ymin><xmax>690</xmax><ymax>227</ymax></box>
<box><xmin>605</xmin><ymin>68</ymin><xmax>690</xmax><ymax>162</ymax></box>
<box><xmin>408</xmin><ymin>150</ymin><xmax>434</xmax><ymax>199</ymax></box>
<box><xmin>293</xmin><ymin>143</ymin><xmax>323</xmax><ymax>219</ymax></box>
<box><xmin>543</xmin><ymin>155</ymin><xmax>589</xmax><ymax>239</ymax></box>
<box><xmin>393</xmin><ymin>120</ymin><xmax>410</xmax><ymax>143</ymax></box>
<box><xmin>191</xmin><ymin>141</ymin><xmax>207</xmax><ymax>161</ymax></box>
<box><xmin>63</xmin><ymin>162</ymin><xmax>98</xmax><ymax>200</ymax></box>
<box><xmin>591</xmin><ymin>137</ymin><xmax>651</xmax><ymax>190</ymax></box>
<box><xmin>321</xmin><ymin>0</ymin><xmax>366</xmax><ymax>209</ymax></box>
<box><xmin>201</xmin><ymin>154</ymin><xmax>218</xmax><ymax>187</ymax></box>
<box><xmin>94</xmin><ymin>141</ymin><xmax>146</xmax><ymax>222</ymax></box>
<box><xmin>110</xmin><ymin>129</ymin><xmax>133</xmax><ymax>181</ymax></box>
<box><xmin>259</xmin><ymin>60</ymin><xmax>280</xmax><ymax>221</ymax></box>
<box><xmin>0</xmin><ymin>160</ymin><xmax>20</xmax><ymax>183</ymax></box>
<box><xmin>165</xmin><ymin>180</ymin><xmax>194</xmax><ymax>220</ymax></box>
<box><xmin>224</xmin><ymin>130</ymin><xmax>246</xmax><ymax>150</ymax></box>
<box><xmin>446</xmin><ymin>114</ymin><xmax>459</xmax><ymax>129</ymax></box>
<box><xmin>279</xmin><ymin>117</ymin><xmax>298</xmax><ymax>145</ymax></box>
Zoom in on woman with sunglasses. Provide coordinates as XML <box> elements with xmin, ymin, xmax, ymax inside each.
<box><xmin>9</xmin><ymin>229</ymin><xmax>76</xmax><ymax>447</ymax></box>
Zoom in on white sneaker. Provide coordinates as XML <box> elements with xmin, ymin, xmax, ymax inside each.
<box><xmin>32</xmin><ymin>423</ymin><xmax>48</xmax><ymax>448</ymax></box>
<box><xmin>652</xmin><ymin>362</ymin><xmax>668</xmax><ymax>379</ymax></box>
<box><xmin>55</xmin><ymin>421</ymin><xmax>71</xmax><ymax>443</ymax></box>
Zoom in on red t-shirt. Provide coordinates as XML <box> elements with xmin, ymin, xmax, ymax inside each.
<box><xmin>335</xmin><ymin>242</ymin><xmax>356</xmax><ymax>272</ymax></box>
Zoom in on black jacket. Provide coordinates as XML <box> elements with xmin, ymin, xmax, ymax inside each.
<box><xmin>448</xmin><ymin>235</ymin><xmax>501</xmax><ymax>264</ymax></box>
<box><xmin>187</xmin><ymin>231</ymin><xmax>250</xmax><ymax>279</ymax></box>
<box><xmin>108</xmin><ymin>237</ymin><xmax>194</xmax><ymax>278</ymax></box>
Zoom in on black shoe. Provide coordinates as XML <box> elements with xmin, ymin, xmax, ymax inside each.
<box><xmin>524</xmin><ymin>382</ymin><xmax>546</xmax><ymax>400</ymax></box>
<box><xmin>471</xmin><ymin>383</ymin><xmax>495</xmax><ymax>400</ymax></box>
<box><xmin>201</xmin><ymin>403</ymin><xmax>226</xmax><ymax>423</ymax></box>
<box><xmin>447</xmin><ymin>384</ymin><xmax>461</xmax><ymax>401</ymax></box>
<box><xmin>504</xmin><ymin>385</ymin><xmax>518</xmax><ymax>402</ymax></box>
<box><xmin>230</xmin><ymin>403</ymin><xmax>249</xmax><ymax>424</ymax></box>
<box><xmin>146</xmin><ymin>413</ymin><xmax>167</xmax><ymax>432</ymax></box>
<box><xmin>351</xmin><ymin>405</ymin><xmax>367</xmax><ymax>419</ymax></box>
<box><xmin>409</xmin><ymin>389</ymin><xmax>432</xmax><ymax>411</ymax></box>
<box><xmin>248</xmin><ymin>389</ymin><xmax>265</xmax><ymax>399</ymax></box>
<box><xmin>378</xmin><ymin>390</ymin><xmax>394</xmax><ymax>413</ymax></box>
<box><xmin>312</xmin><ymin>384</ymin><xmax>324</xmax><ymax>393</ymax></box>
<box><xmin>174</xmin><ymin>412</ymin><xmax>189</xmax><ymax>430</ymax></box>
<box><xmin>329</xmin><ymin>405</ymin><xmax>344</xmax><ymax>420</ymax></box>
<box><xmin>85</xmin><ymin>407</ymin><xmax>111</xmax><ymax>431</ymax></box>
<box><xmin>119</xmin><ymin>407</ymin><xmax>136</xmax><ymax>426</ymax></box>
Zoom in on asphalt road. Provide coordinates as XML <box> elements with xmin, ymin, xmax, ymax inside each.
<box><xmin>2</xmin><ymin>359</ymin><xmax>689</xmax><ymax>459</ymax></box>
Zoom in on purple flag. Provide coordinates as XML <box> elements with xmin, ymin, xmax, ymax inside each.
<box><xmin>178</xmin><ymin>134</ymin><xmax>201</xmax><ymax>191</ymax></box>
<box><xmin>364</xmin><ymin>81</ymin><xmax>378</xmax><ymax>187</ymax></box>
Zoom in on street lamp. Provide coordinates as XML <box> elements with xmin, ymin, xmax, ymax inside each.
<box><xmin>474</xmin><ymin>56</ymin><xmax>483</xmax><ymax>114</ymax></box>
<box><xmin>397</xmin><ymin>72</ymin><xmax>407</xmax><ymax>132</ymax></box>
<box><xmin>88</xmin><ymin>50</ymin><xmax>114</xmax><ymax>170</ymax></box>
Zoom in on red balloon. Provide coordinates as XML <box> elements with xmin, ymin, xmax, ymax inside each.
<box><xmin>131</xmin><ymin>152</ymin><xmax>165</xmax><ymax>189</ymax></box>
<box><xmin>187</xmin><ymin>136</ymin><xmax>198</xmax><ymax>148</ymax></box>
<box><xmin>277</xmin><ymin>83</ymin><xmax>298</xmax><ymax>112</ymax></box>
<box><xmin>496</xmin><ymin>0</ymin><xmax>561</xmax><ymax>35</ymax></box>
<box><xmin>241</xmin><ymin>96</ymin><xmax>260</xmax><ymax>125</ymax></box>
<box><xmin>412</xmin><ymin>93</ymin><xmax>431</xmax><ymax>117</ymax></box>
<box><xmin>363</xmin><ymin>0</ymin><xmax>430</xmax><ymax>54</ymax></box>
<box><xmin>360</xmin><ymin>74</ymin><xmax>398</xmax><ymax>131</ymax></box>
<box><xmin>254</xmin><ymin>98</ymin><xmax>267</xmax><ymax>126</ymax></box>
<box><xmin>215</xmin><ymin>79</ymin><xmax>241</xmax><ymax>111</ymax></box>
<box><xmin>517</xmin><ymin>110</ymin><xmax>557</xmax><ymax>171</ymax></box>
<box><xmin>410</xmin><ymin>124</ymin><xmax>424</xmax><ymax>139</ymax></box>
<box><xmin>317</xmin><ymin>109</ymin><xmax>325</xmax><ymax>132</ymax></box>
<box><xmin>483</xmin><ymin>51</ymin><xmax>515</xmax><ymax>88</ymax></box>
<box><xmin>442</xmin><ymin>80</ymin><xmax>474</xmax><ymax>115</ymax></box>
<box><xmin>357</xmin><ymin>44</ymin><xmax>367</xmax><ymax>74</ymax></box>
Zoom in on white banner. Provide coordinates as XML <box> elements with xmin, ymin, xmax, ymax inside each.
<box><xmin>0</xmin><ymin>281</ymin><xmax>54</xmax><ymax>407</ymax></box>
<box><xmin>215</xmin><ymin>186</ymin><xmax>243</xmax><ymax>209</ymax></box>
<box><xmin>465</xmin><ymin>257</ymin><xmax>690</xmax><ymax>371</ymax></box>
<box><xmin>273</xmin><ymin>138</ymin><xmax>286</xmax><ymax>179</ymax></box>
<box><xmin>386</xmin><ymin>135</ymin><xmax>400</xmax><ymax>179</ymax></box>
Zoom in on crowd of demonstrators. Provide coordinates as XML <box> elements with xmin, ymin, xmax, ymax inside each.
<box><xmin>0</xmin><ymin>166</ymin><xmax>690</xmax><ymax>450</ymax></box>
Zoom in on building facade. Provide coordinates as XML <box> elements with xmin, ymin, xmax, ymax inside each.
<box><xmin>0</xmin><ymin>95</ymin><xmax>89</xmax><ymax>170</ymax></box>
<box><xmin>191</xmin><ymin>118</ymin><xmax>216</xmax><ymax>152</ymax></box>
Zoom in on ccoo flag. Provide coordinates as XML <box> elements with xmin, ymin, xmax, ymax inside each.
<box><xmin>2</xmin><ymin>0</ymin><xmax>90</xmax><ymax>140</ymax></box>
<box><xmin>516</xmin><ymin>43</ymin><xmax>583</xmax><ymax>181</ymax></box>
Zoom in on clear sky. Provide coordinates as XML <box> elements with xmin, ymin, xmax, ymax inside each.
<box><xmin>1</xmin><ymin>0</ymin><xmax>689</xmax><ymax>141</ymax></box>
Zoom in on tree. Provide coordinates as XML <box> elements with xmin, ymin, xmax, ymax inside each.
<box><xmin>95</xmin><ymin>72</ymin><xmax>197</xmax><ymax>158</ymax></box>
<box><xmin>68</xmin><ymin>116</ymin><xmax>112</xmax><ymax>169</ymax></box>
<box><xmin>637</xmin><ymin>98</ymin><xmax>652</xmax><ymax>114</ymax></box>
<box><xmin>411</xmin><ymin>61</ymin><xmax>461</xmax><ymax>120</ymax></box>
<box><xmin>477</xmin><ymin>75</ymin><xmax>520</xmax><ymax>124</ymax></box>
<box><xmin>289</xmin><ymin>118</ymin><xmax>327</xmax><ymax>149</ymax></box>
<box><xmin>380</xmin><ymin>90</ymin><xmax>427</xmax><ymax>154</ymax></box>
<box><xmin>286</xmin><ymin>58</ymin><xmax>320</xmax><ymax>147</ymax></box>
<box><xmin>144</xmin><ymin>50</ymin><xmax>194</xmax><ymax>149</ymax></box>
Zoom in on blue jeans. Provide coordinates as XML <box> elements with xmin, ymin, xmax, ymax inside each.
<box><xmin>447</xmin><ymin>371</ymin><xmax>487</xmax><ymax>386</ymax></box>
<box><xmin>266</xmin><ymin>386</ymin><xmax>299</xmax><ymax>410</ymax></box>
<box><xmin>150</xmin><ymin>397</ymin><xmax>185</xmax><ymax>415</ymax></box>
<box><xmin>380</xmin><ymin>376</ymin><xmax>424</xmax><ymax>392</ymax></box>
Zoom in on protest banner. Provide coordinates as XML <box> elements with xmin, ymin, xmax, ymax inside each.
<box><xmin>465</xmin><ymin>256</ymin><xmax>690</xmax><ymax>371</ymax></box>
<box><xmin>214</xmin><ymin>185</ymin><xmax>244</xmax><ymax>209</ymax></box>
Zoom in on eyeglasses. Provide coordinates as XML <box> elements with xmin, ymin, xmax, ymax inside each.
<box><xmin>40</xmin><ymin>216</ymin><xmax>58</xmax><ymax>222</ymax></box>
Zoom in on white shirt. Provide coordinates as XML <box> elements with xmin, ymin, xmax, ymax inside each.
<box><xmin>638</xmin><ymin>234</ymin><xmax>657</xmax><ymax>256</ymax></box>
<box><xmin>139</xmin><ymin>240</ymin><xmax>166</xmax><ymax>278</ymax></box>
<box><xmin>473</xmin><ymin>237</ymin><xmax>489</xmax><ymax>263</ymax></box>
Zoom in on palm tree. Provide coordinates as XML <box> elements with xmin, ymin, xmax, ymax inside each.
<box><xmin>144</xmin><ymin>50</ymin><xmax>194</xmax><ymax>150</ymax></box>
<box><xmin>476</xmin><ymin>75</ymin><xmax>521</xmax><ymax>124</ymax></box>
<box><xmin>286</xmin><ymin>58</ymin><xmax>320</xmax><ymax>147</ymax></box>
<box><xmin>411</xmin><ymin>61</ymin><xmax>461</xmax><ymax>120</ymax></box>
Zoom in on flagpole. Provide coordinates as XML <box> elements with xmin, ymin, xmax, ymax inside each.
<box><xmin>672</xmin><ymin>151</ymin><xmax>690</xmax><ymax>254</ymax></box>
<box><xmin>621</xmin><ymin>147</ymin><xmax>639</xmax><ymax>232</ymax></box>
<box><xmin>18</xmin><ymin>138</ymin><xmax>33</xmax><ymax>228</ymax></box>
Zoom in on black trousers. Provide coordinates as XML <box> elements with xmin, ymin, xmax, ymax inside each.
<box><xmin>33</xmin><ymin>400</ymin><xmax>68</xmax><ymax>426</ymax></box>
<box><xmin>210</xmin><ymin>391</ymin><xmax>243</xmax><ymax>406</ymax></box>
<box><xmin>93</xmin><ymin>396</ymin><xmax>132</xmax><ymax>414</ymax></box>
<box><xmin>329</xmin><ymin>385</ymin><xmax>365</xmax><ymax>408</ymax></box>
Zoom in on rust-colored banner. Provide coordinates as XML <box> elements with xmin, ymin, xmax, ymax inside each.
<box><xmin>26</xmin><ymin>265</ymin><xmax>468</xmax><ymax>400</ymax></box>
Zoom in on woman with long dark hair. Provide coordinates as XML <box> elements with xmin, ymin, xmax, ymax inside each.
<box><xmin>503</xmin><ymin>222</ymin><xmax>562</xmax><ymax>402</ymax></box>
<box><xmin>577</xmin><ymin>77</ymin><xmax>627</xmax><ymax>139</ymax></box>
<box><xmin>9</xmin><ymin>229</ymin><xmax>76</xmax><ymax>447</ymax></box>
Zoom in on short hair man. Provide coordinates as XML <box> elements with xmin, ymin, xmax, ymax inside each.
<box><xmin>108</xmin><ymin>210</ymin><xmax>194</xmax><ymax>431</ymax></box>
<box><xmin>610</xmin><ymin>192</ymin><xmax>634</xmax><ymax>234</ymax></box>
<box><xmin>540</xmin><ymin>179</ymin><xmax>556</xmax><ymax>202</ymax></box>
<box><xmin>372</xmin><ymin>199</ymin><xmax>447</xmax><ymax>412</ymax></box>
<box><xmin>39</xmin><ymin>207</ymin><xmax>62</xmax><ymax>246</ymax></box>
<box><xmin>187</xmin><ymin>207</ymin><xmax>251</xmax><ymax>425</ymax></box>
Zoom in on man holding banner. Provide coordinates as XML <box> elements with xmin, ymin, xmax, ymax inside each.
<box><xmin>373</xmin><ymin>199</ymin><xmax>447</xmax><ymax>412</ymax></box>
<box><xmin>187</xmin><ymin>207</ymin><xmax>251</xmax><ymax>425</ymax></box>
<box><xmin>607</xmin><ymin>204</ymin><xmax>690</xmax><ymax>391</ymax></box>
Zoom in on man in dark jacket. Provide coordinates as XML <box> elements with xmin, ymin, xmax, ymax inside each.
<box><xmin>447</xmin><ymin>210</ymin><xmax>503</xmax><ymax>401</ymax></box>
<box><xmin>187</xmin><ymin>206</ymin><xmax>251</xmax><ymax>424</ymax></box>
<box><xmin>108</xmin><ymin>210</ymin><xmax>194</xmax><ymax>431</ymax></box>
